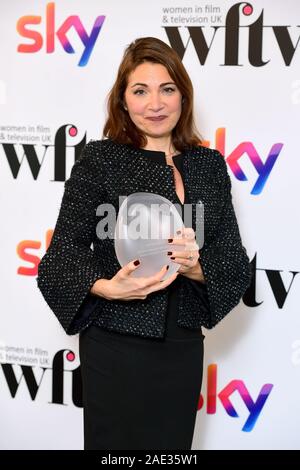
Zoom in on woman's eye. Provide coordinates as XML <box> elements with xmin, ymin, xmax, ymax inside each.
<box><xmin>133</xmin><ymin>89</ymin><xmax>146</xmax><ymax>95</ymax></box>
<box><xmin>163</xmin><ymin>87</ymin><xmax>176</xmax><ymax>93</ymax></box>
<box><xmin>133</xmin><ymin>88</ymin><xmax>176</xmax><ymax>95</ymax></box>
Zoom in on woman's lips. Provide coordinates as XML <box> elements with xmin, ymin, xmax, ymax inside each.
<box><xmin>146</xmin><ymin>116</ymin><xmax>167</xmax><ymax>121</ymax></box>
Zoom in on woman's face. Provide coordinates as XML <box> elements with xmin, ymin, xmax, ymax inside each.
<box><xmin>124</xmin><ymin>62</ymin><xmax>182</xmax><ymax>141</ymax></box>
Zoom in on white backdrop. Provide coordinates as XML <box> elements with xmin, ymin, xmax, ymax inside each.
<box><xmin>1</xmin><ymin>0</ymin><xmax>299</xmax><ymax>450</ymax></box>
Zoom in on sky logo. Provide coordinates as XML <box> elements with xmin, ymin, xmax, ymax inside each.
<box><xmin>203</xmin><ymin>127</ymin><xmax>283</xmax><ymax>195</ymax></box>
<box><xmin>16</xmin><ymin>2</ymin><xmax>105</xmax><ymax>66</ymax></box>
<box><xmin>198</xmin><ymin>364</ymin><xmax>274</xmax><ymax>432</ymax></box>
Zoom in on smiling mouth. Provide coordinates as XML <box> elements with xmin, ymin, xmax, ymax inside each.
<box><xmin>146</xmin><ymin>116</ymin><xmax>167</xmax><ymax>121</ymax></box>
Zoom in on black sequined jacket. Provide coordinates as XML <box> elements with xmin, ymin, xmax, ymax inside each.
<box><xmin>36</xmin><ymin>138</ymin><xmax>252</xmax><ymax>338</ymax></box>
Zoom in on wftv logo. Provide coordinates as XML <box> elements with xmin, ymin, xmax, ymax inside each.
<box><xmin>16</xmin><ymin>2</ymin><xmax>105</xmax><ymax>66</ymax></box>
<box><xmin>165</xmin><ymin>2</ymin><xmax>300</xmax><ymax>66</ymax></box>
<box><xmin>0</xmin><ymin>124</ymin><xmax>283</xmax><ymax>194</ymax></box>
<box><xmin>0</xmin><ymin>350</ymin><xmax>273</xmax><ymax>432</ymax></box>
<box><xmin>1</xmin><ymin>349</ymin><xmax>82</xmax><ymax>407</ymax></box>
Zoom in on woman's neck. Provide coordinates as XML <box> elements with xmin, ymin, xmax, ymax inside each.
<box><xmin>141</xmin><ymin>136</ymin><xmax>177</xmax><ymax>156</ymax></box>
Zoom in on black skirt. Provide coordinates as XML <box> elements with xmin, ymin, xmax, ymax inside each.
<box><xmin>79</xmin><ymin>275</ymin><xmax>205</xmax><ymax>451</ymax></box>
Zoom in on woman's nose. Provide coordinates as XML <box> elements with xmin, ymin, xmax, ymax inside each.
<box><xmin>148</xmin><ymin>93</ymin><xmax>164</xmax><ymax>111</ymax></box>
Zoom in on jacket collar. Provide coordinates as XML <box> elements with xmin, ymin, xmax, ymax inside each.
<box><xmin>120</xmin><ymin>143</ymin><xmax>201</xmax><ymax>206</ymax></box>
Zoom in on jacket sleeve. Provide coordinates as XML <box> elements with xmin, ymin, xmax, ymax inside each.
<box><xmin>36</xmin><ymin>140</ymin><xmax>107</xmax><ymax>335</ymax></box>
<box><xmin>197</xmin><ymin>151</ymin><xmax>252</xmax><ymax>329</ymax></box>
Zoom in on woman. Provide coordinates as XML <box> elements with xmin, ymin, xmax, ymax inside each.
<box><xmin>37</xmin><ymin>37</ymin><xmax>252</xmax><ymax>450</ymax></box>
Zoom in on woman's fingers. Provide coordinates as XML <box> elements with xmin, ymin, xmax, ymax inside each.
<box><xmin>149</xmin><ymin>271</ymin><xmax>179</xmax><ymax>293</ymax></box>
<box><xmin>115</xmin><ymin>260</ymin><xmax>179</xmax><ymax>300</ymax></box>
<box><xmin>169</xmin><ymin>249</ymin><xmax>199</xmax><ymax>258</ymax></box>
<box><xmin>117</xmin><ymin>258</ymin><xmax>142</xmax><ymax>279</ymax></box>
<box><xmin>130</xmin><ymin>265</ymin><xmax>178</xmax><ymax>297</ymax></box>
<box><xmin>139</xmin><ymin>264</ymin><xmax>171</xmax><ymax>288</ymax></box>
<box><xmin>168</xmin><ymin>227</ymin><xmax>199</xmax><ymax>252</ymax></box>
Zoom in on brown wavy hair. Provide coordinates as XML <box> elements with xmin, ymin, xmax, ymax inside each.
<box><xmin>102</xmin><ymin>37</ymin><xmax>202</xmax><ymax>151</ymax></box>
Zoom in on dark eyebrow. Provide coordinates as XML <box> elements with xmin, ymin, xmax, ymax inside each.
<box><xmin>130</xmin><ymin>82</ymin><xmax>176</xmax><ymax>88</ymax></box>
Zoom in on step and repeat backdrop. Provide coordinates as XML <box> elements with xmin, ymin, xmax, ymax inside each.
<box><xmin>0</xmin><ymin>0</ymin><xmax>299</xmax><ymax>450</ymax></box>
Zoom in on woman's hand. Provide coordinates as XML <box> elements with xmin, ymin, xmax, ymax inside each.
<box><xmin>90</xmin><ymin>260</ymin><xmax>178</xmax><ymax>301</ymax></box>
<box><xmin>167</xmin><ymin>227</ymin><xmax>205</xmax><ymax>283</ymax></box>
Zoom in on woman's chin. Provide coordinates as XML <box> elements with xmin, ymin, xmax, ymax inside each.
<box><xmin>143</xmin><ymin>129</ymin><xmax>172</xmax><ymax>139</ymax></box>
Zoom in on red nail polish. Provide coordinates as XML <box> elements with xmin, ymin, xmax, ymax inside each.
<box><xmin>166</xmin><ymin>265</ymin><xmax>169</xmax><ymax>270</ymax></box>
<box><xmin>168</xmin><ymin>238</ymin><xmax>173</xmax><ymax>243</ymax></box>
<box><xmin>133</xmin><ymin>259</ymin><xmax>140</xmax><ymax>266</ymax></box>
<box><xmin>167</xmin><ymin>251</ymin><xmax>172</xmax><ymax>255</ymax></box>
<box><xmin>170</xmin><ymin>257</ymin><xmax>175</xmax><ymax>260</ymax></box>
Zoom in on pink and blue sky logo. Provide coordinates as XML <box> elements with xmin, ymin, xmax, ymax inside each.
<box><xmin>198</xmin><ymin>364</ymin><xmax>274</xmax><ymax>432</ymax></box>
<box><xmin>204</xmin><ymin>127</ymin><xmax>283</xmax><ymax>195</ymax></box>
<box><xmin>17</xmin><ymin>2</ymin><xmax>105</xmax><ymax>66</ymax></box>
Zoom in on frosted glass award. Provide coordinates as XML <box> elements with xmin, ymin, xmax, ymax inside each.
<box><xmin>114</xmin><ymin>192</ymin><xmax>184</xmax><ymax>280</ymax></box>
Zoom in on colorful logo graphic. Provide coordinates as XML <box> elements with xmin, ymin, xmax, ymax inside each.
<box><xmin>198</xmin><ymin>364</ymin><xmax>273</xmax><ymax>432</ymax></box>
<box><xmin>206</xmin><ymin>128</ymin><xmax>283</xmax><ymax>195</ymax></box>
<box><xmin>17</xmin><ymin>229</ymin><xmax>53</xmax><ymax>276</ymax></box>
<box><xmin>17</xmin><ymin>2</ymin><xmax>105</xmax><ymax>66</ymax></box>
